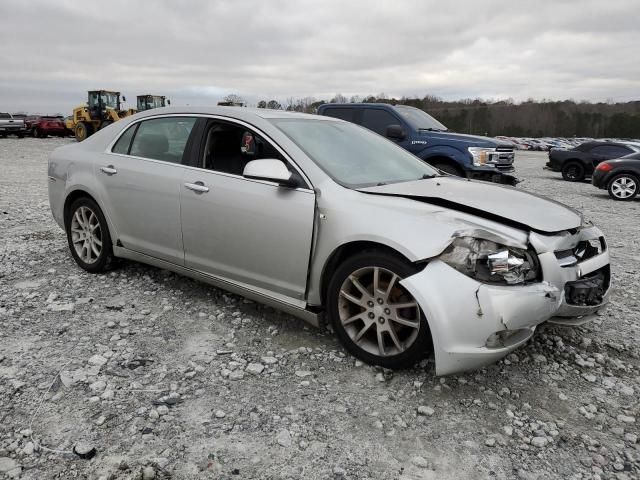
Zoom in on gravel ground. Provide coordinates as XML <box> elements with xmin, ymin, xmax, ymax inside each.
<box><xmin>0</xmin><ymin>138</ymin><xmax>638</xmax><ymax>480</ymax></box>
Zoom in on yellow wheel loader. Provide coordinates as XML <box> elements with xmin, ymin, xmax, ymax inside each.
<box><xmin>136</xmin><ymin>94</ymin><xmax>170</xmax><ymax>111</ymax></box>
<box><xmin>69</xmin><ymin>90</ymin><xmax>134</xmax><ymax>141</ymax></box>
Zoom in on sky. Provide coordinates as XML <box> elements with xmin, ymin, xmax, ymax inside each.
<box><xmin>1</xmin><ymin>0</ymin><xmax>639</xmax><ymax>114</ymax></box>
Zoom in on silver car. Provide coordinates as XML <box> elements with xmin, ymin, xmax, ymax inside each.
<box><xmin>48</xmin><ymin>107</ymin><xmax>611</xmax><ymax>375</ymax></box>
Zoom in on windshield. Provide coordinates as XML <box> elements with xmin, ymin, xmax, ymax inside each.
<box><xmin>271</xmin><ymin>118</ymin><xmax>439</xmax><ymax>188</ymax></box>
<box><xmin>395</xmin><ymin>105</ymin><xmax>447</xmax><ymax>131</ymax></box>
<box><xmin>137</xmin><ymin>96</ymin><xmax>165</xmax><ymax>111</ymax></box>
<box><xmin>102</xmin><ymin>92</ymin><xmax>119</xmax><ymax>109</ymax></box>
<box><xmin>89</xmin><ymin>92</ymin><xmax>120</xmax><ymax>110</ymax></box>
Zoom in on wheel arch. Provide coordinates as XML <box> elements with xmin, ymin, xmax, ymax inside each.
<box><xmin>607</xmin><ymin>170</ymin><xmax>640</xmax><ymax>182</ymax></box>
<box><xmin>321</xmin><ymin>240</ymin><xmax>435</xmax><ymax>367</ymax></box>
<box><xmin>319</xmin><ymin>240</ymin><xmax>423</xmax><ymax>306</ymax></box>
<box><xmin>562</xmin><ymin>158</ymin><xmax>585</xmax><ymax>167</ymax></box>
<box><xmin>63</xmin><ymin>189</ymin><xmax>100</xmax><ymax>226</ymax></box>
<box><xmin>423</xmin><ymin>155</ymin><xmax>465</xmax><ymax>175</ymax></box>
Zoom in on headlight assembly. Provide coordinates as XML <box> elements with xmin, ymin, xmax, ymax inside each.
<box><xmin>439</xmin><ymin>237</ymin><xmax>539</xmax><ymax>285</ymax></box>
<box><xmin>468</xmin><ymin>147</ymin><xmax>497</xmax><ymax>167</ymax></box>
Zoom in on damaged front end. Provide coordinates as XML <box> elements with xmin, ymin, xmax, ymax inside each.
<box><xmin>438</xmin><ymin>236</ymin><xmax>539</xmax><ymax>285</ymax></box>
<box><xmin>399</xmin><ymin>224</ymin><xmax>611</xmax><ymax>375</ymax></box>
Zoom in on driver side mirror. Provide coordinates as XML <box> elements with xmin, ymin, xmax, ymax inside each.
<box><xmin>167</xmin><ymin>99</ymin><xmax>171</xmax><ymax>105</ymax></box>
<box><xmin>386</xmin><ymin>124</ymin><xmax>406</xmax><ymax>140</ymax></box>
<box><xmin>122</xmin><ymin>96</ymin><xmax>126</xmax><ymax>102</ymax></box>
<box><xmin>243</xmin><ymin>159</ymin><xmax>296</xmax><ymax>187</ymax></box>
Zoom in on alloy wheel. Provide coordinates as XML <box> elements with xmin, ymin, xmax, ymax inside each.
<box><xmin>70</xmin><ymin>206</ymin><xmax>103</xmax><ymax>264</ymax></box>
<box><xmin>610</xmin><ymin>176</ymin><xmax>637</xmax><ymax>199</ymax></box>
<box><xmin>338</xmin><ymin>266</ymin><xmax>420</xmax><ymax>357</ymax></box>
<box><xmin>565</xmin><ymin>166</ymin><xmax>579</xmax><ymax>180</ymax></box>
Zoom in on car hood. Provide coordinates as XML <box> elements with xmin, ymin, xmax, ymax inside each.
<box><xmin>358</xmin><ymin>177</ymin><xmax>582</xmax><ymax>233</ymax></box>
<box><xmin>419</xmin><ymin>131</ymin><xmax>513</xmax><ymax>149</ymax></box>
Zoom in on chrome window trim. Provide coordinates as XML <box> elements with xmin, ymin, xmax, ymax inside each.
<box><xmin>104</xmin><ymin>113</ymin><xmax>314</xmax><ymax>191</ymax></box>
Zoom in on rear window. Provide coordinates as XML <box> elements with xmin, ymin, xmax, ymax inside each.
<box><xmin>112</xmin><ymin>123</ymin><xmax>138</xmax><ymax>155</ymax></box>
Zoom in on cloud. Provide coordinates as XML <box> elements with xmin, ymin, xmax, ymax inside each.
<box><xmin>0</xmin><ymin>0</ymin><xmax>639</xmax><ymax>113</ymax></box>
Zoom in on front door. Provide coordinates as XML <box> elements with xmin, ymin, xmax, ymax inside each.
<box><xmin>180</xmin><ymin>119</ymin><xmax>316</xmax><ymax>301</ymax></box>
<box><xmin>96</xmin><ymin>116</ymin><xmax>198</xmax><ymax>264</ymax></box>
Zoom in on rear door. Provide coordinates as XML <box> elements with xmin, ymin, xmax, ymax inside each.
<box><xmin>180</xmin><ymin>118</ymin><xmax>316</xmax><ymax>302</ymax></box>
<box><xmin>97</xmin><ymin>115</ymin><xmax>199</xmax><ymax>264</ymax></box>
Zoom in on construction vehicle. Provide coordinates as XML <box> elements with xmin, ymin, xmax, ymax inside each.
<box><xmin>136</xmin><ymin>94</ymin><xmax>170</xmax><ymax>111</ymax></box>
<box><xmin>68</xmin><ymin>90</ymin><xmax>134</xmax><ymax>141</ymax></box>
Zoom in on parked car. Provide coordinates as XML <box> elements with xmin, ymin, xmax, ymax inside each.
<box><xmin>0</xmin><ymin>112</ymin><xmax>26</xmax><ymax>138</ymax></box>
<box><xmin>48</xmin><ymin>107</ymin><xmax>610</xmax><ymax>375</ymax></box>
<box><xmin>592</xmin><ymin>152</ymin><xmax>640</xmax><ymax>201</ymax></box>
<box><xmin>318</xmin><ymin>103</ymin><xmax>518</xmax><ymax>185</ymax></box>
<box><xmin>545</xmin><ymin>141</ymin><xmax>640</xmax><ymax>181</ymax></box>
<box><xmin>27</xmin><ymin>115</ymin><xmax>67</xmax><ymax>137</ymax></box>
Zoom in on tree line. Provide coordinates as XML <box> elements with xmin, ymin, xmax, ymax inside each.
<box><xmin>225</xmin><ymin>94</ymin><xmax>640</xmax><ymax>138</ymax></box>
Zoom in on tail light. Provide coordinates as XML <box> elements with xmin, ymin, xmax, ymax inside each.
<box><xmin>596</xmin><ymin>162</ymin><xmax>613</xmax><ymax>172</ymax></box>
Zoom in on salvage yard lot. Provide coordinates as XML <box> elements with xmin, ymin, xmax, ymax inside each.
<box><xmin>0</xmin><ymin>138</ymin><xmax>639</xmax><ymax>479</ymax></box>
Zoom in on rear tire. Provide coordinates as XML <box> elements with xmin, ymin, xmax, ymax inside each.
<box><xmin>607</xmin><ymin>173</ymin><xmax>639</xmax><ymax>201</ymax></box>
<box><xmin>65</xmin><ymin>197</ymin><xmax>113</xmax><ymax>273</ymax></box>
<box><xmin>433</xmin><ymin>162</ymin><xmax>463</xmax><ymax>177</ymax></box>
<box><xmin>561</xmin><ymin>161</ymin><xmax>585</xmax><ymax>182</ymax></box>
<box><xmin>327</xmin><ymin>250</ymin><xmax>432</xmax><ymax>369</ymax></box>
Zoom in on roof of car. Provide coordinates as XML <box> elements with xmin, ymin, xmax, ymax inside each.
<box><xmin>131</xmin><ymin>105</ymin><xmax>334</xmax><ymax>122</ymax></box>
<box><xmin>320</xmin><ymin>103</ymin><xmax>398</xmax><ymax>109</ymax></box>
<box><xmin>577</xmin><ymin>140</ymin><xmax>633</xmax><ymax>151</ymax></box>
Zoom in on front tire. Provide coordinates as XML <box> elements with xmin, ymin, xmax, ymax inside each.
<box><xmin>327</xmin><ymin>251</ymin><xmax>432</xmax><ymax>369</ymax></box>
<box><xmin>65</xmin><ymin>197</ymin><xmax>113</xmax><ymax>273</ymax></box>
<box><xmin>75</xmin><ymin>122</ymin><xmax>93</xmax><ymax>142</ymax></box>
<box><xmin>562</xmin><ymin>161</ymin><xmax>585</xmax><ymax>182</ymax></box>
<box><xmin>608</xmin><ymin>173</ymin><xmax>639</xmax><ymax>201</ymax></box>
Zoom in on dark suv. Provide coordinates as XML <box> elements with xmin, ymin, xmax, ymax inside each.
<box><xmin>318</xmin><ymin>103</ymin><xmax>517</xmax><ymax>184</ymax></box>
<box><xmin>545</xmin><ymin>141</ymin><xmax>639</xmax><ymax>181</ymax></box>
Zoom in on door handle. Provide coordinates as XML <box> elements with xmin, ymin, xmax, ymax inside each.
<box><xmin>100</xmin><ymin>165</ymin><xmax>117</xmax><ymax>175</ymax></box>
<box><xmin>184</xmin><ymin>181</ymin><xmax>209</xmax><ymax>193</ymax></box>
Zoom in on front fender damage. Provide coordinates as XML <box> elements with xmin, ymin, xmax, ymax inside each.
<box><xmin>400</xmin><ymin>260</ymin><xmax>561</xmax><ymax>376</ymax></box>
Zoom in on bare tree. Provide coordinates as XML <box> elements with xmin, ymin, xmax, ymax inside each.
<box><xmin>330</xmin><ymin>93</ymin><xmax>348</xmax><ymax>104</ymax></box>
<box><xmin>223</xmin><ymin>94</ymin><xmax>245</xmax><ymax>105</ymax></box>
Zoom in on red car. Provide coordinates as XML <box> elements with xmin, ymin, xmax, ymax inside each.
<box><xmin>27</xmin><ymin>116</ymin><xmax>67</xmax><ymax>138</ymax></box>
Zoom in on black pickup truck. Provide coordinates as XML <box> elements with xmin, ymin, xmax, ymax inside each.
<box><xmin>545</xmin><ymin>141</ymin><xmax>639</xmax><ymax>181</ymax></box>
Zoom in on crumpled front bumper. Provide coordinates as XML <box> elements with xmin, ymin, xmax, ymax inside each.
<box><xmin>400</xmin><ymin>225</ymin><xmax>610</xmax><ymax>376</ymax></box>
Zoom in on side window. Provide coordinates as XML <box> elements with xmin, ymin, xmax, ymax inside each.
<box><xmin>129</xmin><ymin>117</ymin><xmax>196</xmax><ymax>163</ymax></box>
<box><xmin>112</xmin><ymin>123</ymin><xmax>138</xmax><ymax>154</ymax></box>
<box><xmin>591</xmin><ymin>145</ymin><xmax>631</xmax><ymax>157</ymax></box>
<box><xmin>608</xmin><ymin>146</ymin><xmax>631</xmax><ymax>157</ymax></box>
<box><xmin>200</xmin><ymin>121</ymin><xmax>307</xmax><ymax>186</ymax></box>
<box><xmin>322</xmin><ymin>108</ymin><xmax>356</xmax><ymax>123</ymax></box>
<box><xmin>361</xmin><ymin>109</ymin><xmax>400</xmax><ymax>136</ymax></box>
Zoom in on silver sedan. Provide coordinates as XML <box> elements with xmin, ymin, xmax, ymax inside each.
<box><xmin>48</xmin><ymin>107</ymin><xmax>611</xmax><ymax>375</ymax></box>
